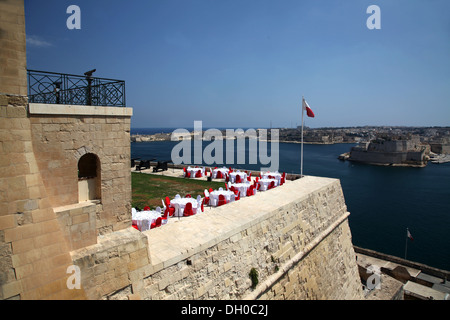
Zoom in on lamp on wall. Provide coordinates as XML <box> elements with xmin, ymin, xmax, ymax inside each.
<box><xmin>84</xmin><ymin>69</ymin><xmax>96</xmax><ymax>105</ymax></box>
<box><xmin>53</xmin><ymin>81</ymin><xmax>61</xmax><ymax>104</ymax></box>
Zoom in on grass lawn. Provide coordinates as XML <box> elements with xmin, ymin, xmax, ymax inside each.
<box><xmin>131</xmin><ymin>172</ymin><xmax>224</xmax><ymax>210</ymax></box>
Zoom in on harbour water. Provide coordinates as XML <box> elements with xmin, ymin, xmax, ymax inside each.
<box><xmin>130</xmin><ymin>128</ymin><xmax>450</xmax><ymax>271</ymax></box>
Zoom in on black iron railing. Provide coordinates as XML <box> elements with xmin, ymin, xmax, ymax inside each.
<box><xmin>27</xmin><ymin>69</ymin><xmax>126</xmax><ymax>107</ymax></box>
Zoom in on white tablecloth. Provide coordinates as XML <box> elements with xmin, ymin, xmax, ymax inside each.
<box><xmin>212</xmin><ymin>168</ymin><xmax>228</xmax><ymax>179</ymax></box>
<box><xmin>187</xmin><ymin>167</ymin><xmax>204</xmax><ymax>178</ymax></box>
<box><xmin>132</xmin><ymin>210</ymin><xmax>162</xmax><ymax>231</ymax></box>
<box><xmin>170</xmin><ymin>197</ymin><xmax>199</xmax><ymax>216</ymax></box>
<box><xmin>229</xmin><ymin>182</ymin><xmax>251</xmax><ymax>197</ymax></box>
<box><xmin>258</xmin><ymin>178</ymin><xmax>278</xmax><ymax>191</ymax></box>
<box><xmin>229</xmin><ymin>172</ymin><xmax>247</xmax><ymax>183</ymax></box>
<box><xmin>209</xmin><ymin>190</ymin><xmax>235</xmax><ymax>206</ymax></box>
<box><xmin>262</xmin><ymin>172</ymin><xmax>282</xmax><ymax>184</ymax></box>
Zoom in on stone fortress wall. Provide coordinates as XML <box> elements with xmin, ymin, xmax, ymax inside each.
<box><xmin>349</xmin><ymin>137</ymin><xmax>426</xmax><ymax>165</ymax></box>
<box><xmin>71</xmin><ymin>176</ymin><xmax>363</xmax><ymax>300</ymax></box>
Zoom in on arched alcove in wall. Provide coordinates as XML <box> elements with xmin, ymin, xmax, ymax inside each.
<box><xmin>78</xmin><ymin>153</ymin><xmax>101</xmax><ymax>202</ymax></box>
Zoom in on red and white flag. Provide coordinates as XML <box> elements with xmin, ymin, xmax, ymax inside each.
<box><xmin>407</xmin><ymin>229</ymin><xmax>414</xmax><ymax>241</ymax></box>
<box><xmin>302</xmin><ymin>98</ymin><xmax>315</xmax><ymax>118</ymax></box>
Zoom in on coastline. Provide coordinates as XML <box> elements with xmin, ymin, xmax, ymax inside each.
<box><xmin>130</xmin><ymin>133</ymin><xmax>358</xmax><ymax>145</ymax></box>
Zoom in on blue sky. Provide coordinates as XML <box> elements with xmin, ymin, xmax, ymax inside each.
<box><xmin>24</xmin><ymin>0</ymin><xmax>450</xmax><ymax>129</ymax></box>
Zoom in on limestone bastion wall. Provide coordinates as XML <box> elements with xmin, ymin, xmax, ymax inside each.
<box><xmin>71</xmin><ymin>176</ymin><xmax>364</xmax><ymax>300</ymax></box>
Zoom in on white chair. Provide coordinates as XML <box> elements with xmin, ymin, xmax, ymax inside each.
<box><xmin>161</xmin><ymin>199</ymin><xmax>167</xmax><ymax>213</ymax></box>
<box><xmin>209</xmin><ymin>195</ymin><xmax>217</xmax><ymax>207</ymax></box>
<box><xmin>173</xmin><ymin>203</ymin><xmax>182</xmax><ymax>218</ymax></box>
<box><xmin>260</xmin><ymin>182</ymin><xmax>268</xmax><ymax>191</ymax></box>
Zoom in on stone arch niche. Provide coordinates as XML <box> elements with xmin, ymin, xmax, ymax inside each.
<box><xmin>78</xmin><ymin>153</ymin><xmax>101</xmax><ymax>202</ymax></box>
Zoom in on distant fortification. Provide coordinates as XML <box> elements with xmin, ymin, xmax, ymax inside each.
<box><xmin>347</xmin><ymin>135</ymin><xmax>429</xmax><ymax>167</ymax></box>
<box><xmin>1</xmin><ymin>0</ymin><xmax>364</xmax><ymax>300</ymax></box>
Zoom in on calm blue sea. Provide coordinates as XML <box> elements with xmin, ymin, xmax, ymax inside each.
<box><xmin>131</xmin><ymin>128</ymin><xmax>450</xmax><ymax>270</ymax></box>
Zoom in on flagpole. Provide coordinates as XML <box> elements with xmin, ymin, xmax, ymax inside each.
<box><xmin>301</xmin><ymin>96</ymin><xmax>304</xmax><ymax>177</ymax></box>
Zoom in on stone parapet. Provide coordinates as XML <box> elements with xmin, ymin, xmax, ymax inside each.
<box><xmin>28</xmin><ymin>103</ymin><xmax>133</xmax><ymax>117</ymax></box>
<box><xmin>69</xmin><ymin>176</ymin><xmax>364</xmax><ymax>300</ymax></box>
<box><xmin>70</xmin><ymin>227</ymin><xmax>149</xmax><ymax>300</ymax></box>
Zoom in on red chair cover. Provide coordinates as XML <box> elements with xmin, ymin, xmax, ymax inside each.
<box><xmin>183</xmin><ymin>202</ymin><xmax>194</xmax><ymax>216</ymax></box>
<box><xmin>162</xmin><ymin>206</ymin><xmax>174</xmax><ymax>218</ymax></box>
<box><xmin>218</xmin><ymin>194</ymin><xmax>227</xmax><ymax>206</ymax></box>
<box><xmin>164</xmin><ymin>197</ymin><xmax>175</xmax><ymax>217</ymax></box>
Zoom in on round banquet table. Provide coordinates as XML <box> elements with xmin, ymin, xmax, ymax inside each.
<box><xmin>229</xmin><ymin>182</ymin><xmax>251</xmax><ymax>197</ymax></box>
<box><xmin>258</xmin><ymin>178</ymin><xmax>278</xmax><ymax>191</ymax></box>
<box><xmin>229</xmin><ymin>171</ymin><xmax>247</xmax><ymax>183</ymax></box>
<box><xmin>187</xmin><ymin>167</ymin><xmax>204</xmax><ymax>178</ymax></box>
<box><xmin>170</xmin><ymin>197</ymin><xmax>199</xmax><ymax>216</ymax></box>
<box><xmin>212</xmin><ymin>167</ymin><xmax>228</xmax><ymax>179</ymax></box>
<box><xmin>262</xmin><ymin>172</ymin><xmax>282</xmax><ymax>185</ymax></box>
<box><xmin>209</xmin><ymin>190</ymin><xmax>235</xmax><ymax>206</ymax></box>
<box><xmin>132</xmin><ymin>210</ymin><xmax>162</xmax><ymax>231</ymax></box>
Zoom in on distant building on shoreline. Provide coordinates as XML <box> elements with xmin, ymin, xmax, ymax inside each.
<box><xmin>346</xmin><ymin>135</ymin><xmax>429</xmax><ymax>167</ymax></box>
